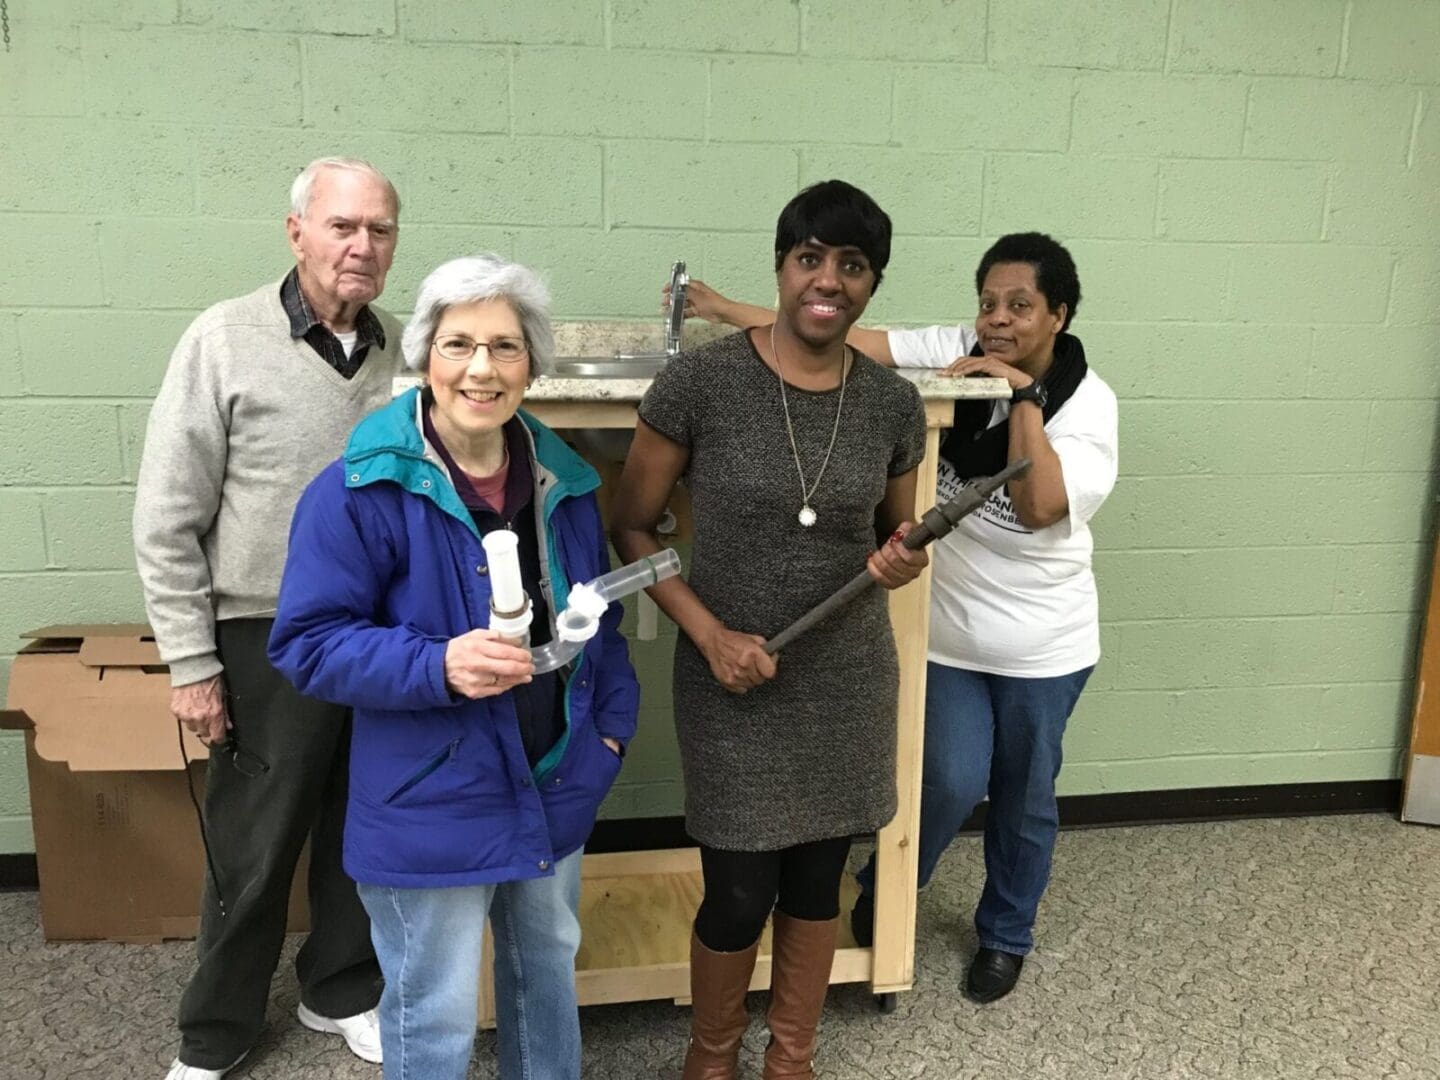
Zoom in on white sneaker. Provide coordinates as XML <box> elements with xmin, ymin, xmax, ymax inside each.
<box><xmin>297</xmin><ymin>1002</ymin><xmax>383</xmax><ymax>1064</ymax></box>
<box><xmin>164</xmin><ymin>1050</ymin><xmax>247</xmax><ymax>1079</ymax></box>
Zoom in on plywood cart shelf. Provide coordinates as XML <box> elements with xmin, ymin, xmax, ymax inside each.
<box><xmin>477</xmin><ymin>372</ymin><xmax>1009</xmax><ymax>1027</ymax></box>
<box><xmin>481</xmin><ymin>847</ymin><xmax>873</xmax><ymax>1024</ymax></box>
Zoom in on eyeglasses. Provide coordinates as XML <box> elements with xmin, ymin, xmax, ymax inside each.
<box><xmin>198</xmin><ymin>731</ymin><xmax>270</xmax><ymax>778</ymax></box>
<box><xmin>432</xmin><ymin>335</ymin><xmax>529</xmax><ymax>364</ymax></box>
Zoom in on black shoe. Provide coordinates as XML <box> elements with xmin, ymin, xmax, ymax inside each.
<box><xmin>965</xmin><ymin>948</ymin><xmax>1024</xmax><ymax>1003</ymax></box>
<box><xmin>849</xmin><ymin>891</ymin><xmax>874</xmax><ymax>948</ymax></box>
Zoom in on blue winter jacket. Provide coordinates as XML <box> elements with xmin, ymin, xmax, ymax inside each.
<box><xmin>268</xmin><ymin>389</ymin><xmax>639</xmax><ymax>888</ymax></box>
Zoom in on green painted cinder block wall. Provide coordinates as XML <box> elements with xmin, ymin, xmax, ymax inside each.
<box><xmin>1</xmin><ymin>1</ymin><xmax>1437</xmax><ymax>851</ymax></box>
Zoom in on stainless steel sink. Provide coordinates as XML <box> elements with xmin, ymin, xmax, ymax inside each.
<box><xmin>546</xmin><ymin>261</ymin><xmax>688</xmax><ymax>382</ymax></box>
<box><xmin>547</xmin><ymin>357</ymin><xmax>666</xmax><ymax>380</ymax></box>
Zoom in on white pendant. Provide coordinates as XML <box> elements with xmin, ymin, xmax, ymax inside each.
<box><xmin>798</xmin><ymin>505</ymin><xmax>817</xmax><ymax>527</ymax></box>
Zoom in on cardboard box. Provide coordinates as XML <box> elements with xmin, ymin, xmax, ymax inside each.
<box><xmin>4</xmin><ymin>624</ymin><xmax>306</xmax><ymax>942</ymax></box>
<box><xmin>1403</xmin><ymin>532</ymin><xmax>1440</xmax><ymax>826</ymax></box>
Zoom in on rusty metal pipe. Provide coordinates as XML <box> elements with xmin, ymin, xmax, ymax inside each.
<box><xmin>762</xmin><ymin>459</ymin><xmax>1032</xmax><ymax>656</ymax></box>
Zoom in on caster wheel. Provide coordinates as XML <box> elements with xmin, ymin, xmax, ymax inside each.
<box><xmin>875</xmin><ymin>992</ymin><xmax>898</xmax><ymax>1014</ymax></box>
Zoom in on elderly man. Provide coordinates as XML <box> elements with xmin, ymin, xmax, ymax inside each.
<box><xmin>134</xmin><ymin>157</ymin><xmax>404</xmax><ymax>1079</ymax></box>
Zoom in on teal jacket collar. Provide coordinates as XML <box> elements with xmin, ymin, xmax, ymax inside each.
<box><xmin>342</xmin><ymin>388</ymin><xmax>600</xmax><ymax>534</ymax></box>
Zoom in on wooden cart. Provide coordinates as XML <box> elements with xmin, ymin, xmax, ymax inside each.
<box><xmin>477</xmin><ymin>377</ymin><xmax>1005</xmax><ymax>1024</ymax></box>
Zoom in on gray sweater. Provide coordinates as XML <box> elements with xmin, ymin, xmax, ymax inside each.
<box><xmin>133</xmin><ymin>280</ymin><xmax>404</xmax><ymax>686</ymax></box>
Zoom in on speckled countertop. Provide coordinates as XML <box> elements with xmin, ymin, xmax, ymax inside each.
<box><xmin>526</xmin><ymin>320</ymin><xmax>1009</xmax><ymax>403</ymax></box>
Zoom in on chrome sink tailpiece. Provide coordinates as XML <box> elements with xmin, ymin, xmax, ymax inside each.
<box><xmin>614</xmin><ymin>259</ymin><xmax>688</xmax><ymax>363</ymax></box>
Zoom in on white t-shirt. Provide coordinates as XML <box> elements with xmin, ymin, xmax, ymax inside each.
<box><xmin>334</xmin><ymin>330</ymin><xmax>359</xmax><ymax>357</ymax></box>
<box><xmin>889</xmin><ymin>325</ymin><xmax>1119</xmax><ymax>677</ymax></box>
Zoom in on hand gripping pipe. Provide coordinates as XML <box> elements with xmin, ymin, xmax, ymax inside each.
<box><xmin>530</xmin><ymin>548</ymin><xmax>683</xmax><ymax>674</ymax></box>
<box><xmin>762</xmin><ymin>458</ymin><xmax>1032</xmax><ymax>656</ymax></box>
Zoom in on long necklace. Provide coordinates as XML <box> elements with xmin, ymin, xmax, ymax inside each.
<box><xmin>770</xmin><ymin>322</ymin><xmax>849</xmax><ymax>528</ymax></box>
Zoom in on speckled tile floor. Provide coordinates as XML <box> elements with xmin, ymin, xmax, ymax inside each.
<box><xmin>3</xmin><ymin>814</ymin><xmax>1437</xmax><ymax>1079</ymax></box>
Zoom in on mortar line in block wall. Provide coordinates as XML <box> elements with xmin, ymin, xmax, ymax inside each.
<box><xmin>297</xmin><ymin>36</ymin><xmax>310</xmax><ymax>128</ymax></box>
<box><xmin>0</xmin><ymin>119</ymin><xmax>1394</xmax><ymax>166</ymax></box>
<box><xmin>1068</xmin><ymin>748</ymin><xmax>1408</xmax><ymax>764</ymax></box>
<box><xmin>1096</xmin><ymin>540</ymin><xmax>1432</xmax><ymax>554</ymax></box>
<box><xmin>1064</xmin><ymin>74</ymin><xmax>1078</xmax><ymax>152</ymax></box>
<box><xmin>506</xmin><ymin>47</ymin><xmax>516</xmax><ymax>137</ymax></box>
<box><xmin>524</xmin><ymin>227</ymin><xmax>1405</xmax><ymax>248</ymax></box>
<box><xmin>1098</xmin><ymin>470</ymin><xmax>1438</xmax><ymax>480</ymax></box>
<box><xmin>36</xmin><ymin>500</ymin><xmax>54</xmax><ymax>569</ymax></box>
<box><xmin>1319</xmin><ymin>168</ymin><xmax>1334</xmax><ymax>241</ymax></box>
<box><xmin>1383</xmin><ymin>258</ymin><xmax>1402</xmax><ymax>325</ymax></box>
<box><xmin>1083</xmin><ymin>679</ymin><xmax>1409</xmax><ymax>694</ymax></box>
<box><xmin>1326</xmin><ymin>546</ymin><xmax>1345</xmax><ymax>615</ymax></box>
<box><xmin>976</xmin><ymin>153</ymin><xmax>987</xmax><ymax>234</ymax></box>
<box><xmin>1162</xmin><ymin>0</ymin><xmax>1178</xmax><ymax>76</ymax></box>
<box><xmin>1151</xmin><ymin>167</ymin><xmax>1163</xmax><ymax>238</ymax></box>
<box><xmin>1215</xmin><ymin>247</ymin><xmax>1234</xmax><ymax>320</ymax></box>
<box><xmin>1337</xmin><ymin>1</ymin><xmax>1353</xmax><ymax>78</ymax></box>
<box><xmin>1239</xmin><ymin>79</ymin><xmax>1256</xmax><ymax>157</ymax></box>
<box><xmin>600</xmin><ymin>142</ymin><xmax>610</xmax><ymax>230</ymax></box>
<box><xmin>92</xmin><ymin>221</ymin><xmax>110</xmax><ymax>311</ymax></box>
<box><xmin>0</xmin><ymin>484</ymin><xmax>144</xmax><ymax>494</ymax></box>
<box><xmin>0</xmin><ymin>568</ymin><xmax>141</xmax><ymax>579</ymax></box>
<box><xmin>1406</xmin><ymin>91</ymin><xmax>1424</xmax><ymax>170</ymax></box>
<box><xmin>1099</xmin><ymin>611</ymin><xmax>1423</xmax><ymax>626</ymax></box>
<box><xmin>703</xmin><ymin>57</ymin><xmax>714</xmax><ymax>143</ymax></box>
<box><xmin>982</xmin><ymin>0</ymin><xmax>992</xmax><ymax>66</ymax></box>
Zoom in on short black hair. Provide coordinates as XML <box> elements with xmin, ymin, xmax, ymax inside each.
<box><xmin>774</xmin><ymin>179</ymin><xmax>892</xmax><ymax>294</ymax></box>
<box><xmin>975</xmin><ymin>232</ymin><xmax>1081</xmax><ymax>331</ymax></box>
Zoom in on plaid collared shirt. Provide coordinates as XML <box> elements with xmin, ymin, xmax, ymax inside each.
<box><xmin>280</xmin><ymin>268</ymin><xmax>387</xmax><ymax>379</ymax></box>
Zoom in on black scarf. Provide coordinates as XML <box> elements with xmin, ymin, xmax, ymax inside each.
<box><xmin>939</xmin><ymin>332</ymin><xmax>1088</xmax><ymax>480</ymax></box>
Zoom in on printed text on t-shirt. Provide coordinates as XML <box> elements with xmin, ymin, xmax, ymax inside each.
<box><xmin>936</xmin><ymin>460</ymin><xmax>1032</xmax><ymax>534</ymax></box>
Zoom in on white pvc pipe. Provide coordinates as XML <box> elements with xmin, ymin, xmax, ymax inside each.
<box><xmin>531</xmin><ymin>549</ymin><xmax>682</xmax><ymax>674</ymax></box>
<box><xmin>481</xmin><ymin>530</ymin><xmax>526</xmax><ymax>614</ymax></box>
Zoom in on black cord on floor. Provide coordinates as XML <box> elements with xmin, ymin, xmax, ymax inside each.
<box><xmin>177</xmin><ymin>722</ymin><xmax>227</xmax><ymax>919</ymax></box>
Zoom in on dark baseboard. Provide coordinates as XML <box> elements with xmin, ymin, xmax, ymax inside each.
<box><xmin>0</xmin><ymin>853</ymin><xmax>39</xmax><ymax>891</ymax></box>
<box><xmin>1049</xmin><ymin>778</ymin><xmax>1402</xmax><ymax>830</ymax></box>
<box><xmin>0</xmin><ymin>779</ymin><xmax>1404</xmax><ymax>889</ymax></box>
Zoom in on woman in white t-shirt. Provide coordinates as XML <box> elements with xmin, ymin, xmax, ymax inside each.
<box><xmin>675</xmin><ymin>232</ymin><xmax>1118</xmax><ymax>1004</ymax></box>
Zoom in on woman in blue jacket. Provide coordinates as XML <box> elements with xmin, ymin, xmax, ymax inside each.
<box><xmin>269</xmin><ymin>253</ymin><xmax>639</xmax><ymax>1080</ymax></box>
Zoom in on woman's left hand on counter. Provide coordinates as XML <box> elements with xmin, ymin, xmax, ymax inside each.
<box><xmin>941</xmin><ymin>354</ymin><xmax>1033</xmax><ymax>391</ymax></box>
<box><xmin>867</xmin><ymin>523</ymin><xmax>929</xmax><ymax>590</ymax></box>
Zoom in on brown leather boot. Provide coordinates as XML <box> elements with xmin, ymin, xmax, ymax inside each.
<box><xmin>681</xmin><ymin>930</ymin><xmax>760</xmax><ymax>1080</ymax></box>
<box><xmin>762</xmin><ymin>912</ymin><xmax>839</xmax><ymax>1079</ymax></box>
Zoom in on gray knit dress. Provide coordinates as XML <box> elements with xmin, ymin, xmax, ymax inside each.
<box><xmin>638</xmin><ymin>331</ymin><xmax>928</xmax><ymax>851</ymax></box>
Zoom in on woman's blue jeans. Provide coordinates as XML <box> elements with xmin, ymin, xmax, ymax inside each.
<box><xmin>858</xmin><ymin>662</ymin><xmax>1093</xmax><ymax>956</ymax></box>
<box><xmin>357</xmin><ymin>849</ymin><xmax>584</xmax><ymax>1080</ymax></box>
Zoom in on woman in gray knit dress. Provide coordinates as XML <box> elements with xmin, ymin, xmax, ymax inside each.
<box><xmin>611</xmin><ymin>181</ymin><xmax>929</xmax><ymax>1080</ymax></box>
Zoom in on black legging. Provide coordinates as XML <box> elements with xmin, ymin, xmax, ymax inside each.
<box><xmin>694</xmin><ymin>836</ymin><xmax>853</xmax><ymax>953</ymax></box>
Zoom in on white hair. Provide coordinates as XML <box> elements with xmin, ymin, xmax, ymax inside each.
<box><xmin>289</xmin><ymin>157</ymin><xmax>400</xmax><ymax>219</ymax></box>
<box><xmin>402</xmin><ymin>254</ymin><xmax>554</xmax><ymax>379</ymax></box>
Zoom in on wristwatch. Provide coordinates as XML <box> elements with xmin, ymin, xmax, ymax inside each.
<box><xmin>1011</xmin><ymin>381</ymin><xmax>1048</xmax><ymax>408</ymax></box>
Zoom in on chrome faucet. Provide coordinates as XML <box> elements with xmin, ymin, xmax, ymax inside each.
<box><xmin>616</xmin><ymin>261</ymin><xmax>688</xmax><ymax>361</ymax></box>
<box><xmin>663</xmin><ymin>260</ymin><xmax>688</xmax><ymax>357</ymax></box>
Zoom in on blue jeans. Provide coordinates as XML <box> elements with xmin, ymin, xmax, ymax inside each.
<box><xmin>357</xmin><ymin>849</ymin><xmax>584</xmax><ymax>1080</ymax></box>
<box><xmin>858</xmin><ymin>662</ymin><xmax>1092</xmax><ymax>956</ymax></box>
